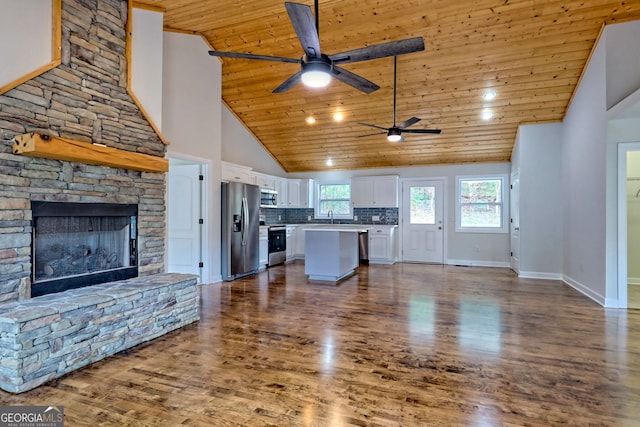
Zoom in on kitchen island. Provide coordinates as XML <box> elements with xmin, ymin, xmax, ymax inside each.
<box><xmin>304</xmin><ymin>228</ymin><xmax>368</xmax><ymax>281</ymax></box>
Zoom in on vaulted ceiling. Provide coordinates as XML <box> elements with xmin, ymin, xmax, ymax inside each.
<box><xmin>134</xmin><ymin>0</ymin><xmax>640</xmax><ymax>172</ymax></box>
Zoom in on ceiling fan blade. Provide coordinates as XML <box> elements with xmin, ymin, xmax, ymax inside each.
<box><xmin>330</xmin><ymin>37</ymin><xmax>425</xmax><ymax>64</ymax></box>
<box><xmin>285</xmin><ymin>2</ymin><xmax>321</xmax><ymax>58</ymax></box>
<box><xmin>208</xmin><ymin>50</ymin><xmax>300</xmax><ymax>64</ymax></box>
<box><xmin>332</xmin><ymin>65</ymin><xmax>380</xmax><ymax>94</ymax></box>
<box><xmin>358</xmin><ymin>131</ymin><xmax>387</xmax><ymax>138</ymax></box>
<box><xmin>403</xmin><ymin>128</ymin><xmax>442</xmax><ymax>134</ymax></box>
<box><xmin>357</xmin><ymin>122</ymin><xmax>389</xmax><ymax>131</ymax></box>
<box><xmin>272</xmin><ymin>71</ymin><xmax>303</xmax><ymax>93</ymax></box>
<box><xmin>398</xmin><ymin>117</ymin><xmax>421</xmax><ymax>130</ymax></box>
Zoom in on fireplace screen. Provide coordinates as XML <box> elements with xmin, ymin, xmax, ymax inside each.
<box><xmin>31</xmin><ymin>202</ymin><xmax>138</xmax><ymax>296</ymax></box>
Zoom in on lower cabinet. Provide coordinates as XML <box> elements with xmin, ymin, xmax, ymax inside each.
<box><xmin>259</xmin><ymin>226</ymin><xmax>268</xmax><ymax>269</ymax></box>
<box><xmin>286</xmin><ymin>226</ymin><xmax>296</xmax><ymax>261</ymax></box>
<box><xmin>368</xmin><ymin>226</ymin><xmax>397</xmax><ymax>264</ymax></box>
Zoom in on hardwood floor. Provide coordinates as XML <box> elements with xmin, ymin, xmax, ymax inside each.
<box><xmin>2</xmin><ymin>262</ymin><xmax>640</xmax><ymax>426</ymax></box>
<box><xmin>629</xmin><ymin>284</ymin><xmax>640</xmax><ymax>309</ymax></box>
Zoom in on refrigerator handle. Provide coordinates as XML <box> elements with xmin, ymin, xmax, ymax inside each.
<box><xmin>241</xmin><ymin>196</ymin><xmax>249</xmax><ymax>246</ymax></box>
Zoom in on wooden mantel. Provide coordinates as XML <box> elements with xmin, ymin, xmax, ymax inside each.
<box><xmin>12</xmin><ymin>132</ymin><xmax>168</xmax><ymax>173</ymax></box>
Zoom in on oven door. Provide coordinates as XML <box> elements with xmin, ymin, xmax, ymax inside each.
<box><xmin>268</xmin><ymin>227</ymin><xmax>286</xmax><ymax>266</ymax></box>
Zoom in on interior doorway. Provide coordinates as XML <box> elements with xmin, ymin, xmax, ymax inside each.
<box><xmin>167</xmin><ymin>156</ymin><xmax>207</xmax><ymax>281</ymax></box>
<box><xmin>626</xmin><ymin>149</ymin><xmax>640</xmax><ymax>309</ymax></box>
<box><xmin>618</xmin><ymin>143</ymin><xmax>640</xmax><ymax>310</ymax></box>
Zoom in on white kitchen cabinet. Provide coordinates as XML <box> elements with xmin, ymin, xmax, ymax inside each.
<box><xmin>276</xmin><ymin>177</ymin><xmax>289</xmax><ymax>208</ymax></box>
<box><xmin>255</xmin><ymin>173</ymin><xmax>276</xmax><ymax>190</ymax></box>
<box><xmin>287</xmin><ymin>179</ymin><xmax>314</xmax><ymax>208</ymax></box>
<box><xmin>259</xmin><ymin>226</ymin><xmax>268</xmax><ymax>269</ymax></box>
<box><xmin>351</xmin><ymin>175</ymin><xmax>399</xmax><ymax>208</ymax></box>
<box><xmin>286</xmin><ymin>225</ymin><xmax>296</xmax><ymax>261</ymax></box>
<box><xmin>368</xmin><ymin>225</ymin><xmax>397</xmax><ymax>264</ymax></box>
<box><xmin>221</xmin><ymin>162</ymin><xmax>255</xmax><ymax>185</ymax></box>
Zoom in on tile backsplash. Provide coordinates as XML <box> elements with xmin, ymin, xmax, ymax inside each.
<box><xmin>260</xmin><ymin>208</ymin><xmax>398</xmax><ymax>225</ymax></box>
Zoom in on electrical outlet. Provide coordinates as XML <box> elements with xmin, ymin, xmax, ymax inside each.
<box><xmin>372</xmin><ymin>215</ymin><xmax>380</xmax><ymax>221</ymax></box>
<box><xmin>354</xmin><ymin>215</ymin><xmax>358</xmax><ymax>221</ymax></box>
<box><xmin>278</xmin><ymin>215</ymin><xmax>282</xmax><ymax>221</ymax></box>
<box><xmin>307</xmin><ymin>215</ymin><xmax>312</xmax><ymax>221</ymax></box>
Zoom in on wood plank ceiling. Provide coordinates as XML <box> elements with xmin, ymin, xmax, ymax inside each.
<box><xmin>134</xmin><ymin>0</ymin><xmax>640</xmax><ymax>172</ymax></box>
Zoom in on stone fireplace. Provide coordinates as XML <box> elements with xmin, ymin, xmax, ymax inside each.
<box><xmin>31</xmin><ymin>201</ymin><xmax>139</xmax><ymax>297</ymax></box>
<box><xmin>0</xmin><ymin>0</ymin><xmax>167</xmax><ymax>303</ymax></box>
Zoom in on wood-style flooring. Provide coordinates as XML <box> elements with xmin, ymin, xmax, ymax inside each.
<box><xmin>2</xmin><ymin>262</ymin><xmax>640</xmax><ymax>426</ymax></box>
<box><xmin>629</xmin><ymin>284</ymin><xmax>640</xmax><ymax>309</ymax></box>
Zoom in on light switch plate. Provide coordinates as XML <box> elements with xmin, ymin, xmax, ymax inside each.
<box><xmin>372</xmin><ymin>215</ymin><xmax>380</xmax><ymax>221</ymax></box>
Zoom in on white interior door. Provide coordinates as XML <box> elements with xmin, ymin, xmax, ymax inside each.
<box><xmin>401</xmin><ymin>179</ymin><xmax>444</xmax><ymax>263</ymax></box>
<box><xmin>168</xmin><ymin>163</ymin><xmax>202</xmax><ymax>277</ymax></box>
<box><xmin>510</xmin><ymin>171</ymin><xmax>520</xmax><ymax>274</ymax></box>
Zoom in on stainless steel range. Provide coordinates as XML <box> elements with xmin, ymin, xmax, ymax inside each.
<box><xmin>267</xmin><ymin>226</ymin><xmax>286</xmax><ymax>266</ymax></box>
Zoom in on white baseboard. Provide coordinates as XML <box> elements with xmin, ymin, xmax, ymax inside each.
<box><xmin>562</xmin><ymin>274</ymin><xmax>607</xmax><ymax>307</ymax></box>
<box><xmin>446</xmin><ymin>259</ymin><xmax>511</xmax><ymax>268</ymax></box>
<box><xmin>628</xmin><ymin>277</ymin><xmax>640</xmax><ymax>286</ymax></box>
<box><xmin>518</xmin><ymin>271</ymin><xmax>563</xmax><ymax>280</ymax></box>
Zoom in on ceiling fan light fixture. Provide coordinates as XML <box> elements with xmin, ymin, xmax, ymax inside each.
<box><xmin>301</xmin><ymin>58</ymin><xmax>332</xmax><ymax>88</ymax></box>
<box><xmin>387</xmin><ymin>128</ymin><xmax>402</xmax><ymax>142</ymax></box>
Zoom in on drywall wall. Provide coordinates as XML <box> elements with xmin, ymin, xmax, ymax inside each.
<box><xmin>221</xmin><ymin>105</ymin><xmax>286</xmax><ymax>176</ymax></box>
<box><xmin>0</xmin><ymin>0</ymin><xmax>52</xmax><ymax>90</ymax></box>
<box><xmin>131</xmin><ymin>7</ymin><xmax>164</xmax><ymax>130</ymax></box>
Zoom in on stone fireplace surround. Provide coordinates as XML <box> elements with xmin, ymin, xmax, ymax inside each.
<box><xmin>0</xmin><ymin>0</ymin><xmax>202</xmax><ymax>393</ymax></box>
<box><xmin>0</xmin><ymin>0</ymin><xmax>166</xmax><ymax>303</ymax></box>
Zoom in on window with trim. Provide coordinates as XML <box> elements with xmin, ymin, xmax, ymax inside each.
<box><xmin>315</xmin><ymin>182</ymin><xmax>352</xmax><ymax>219</ymax></box>
<box><xmin>456</xmin><ymin>175</ymin><xmax>508</xmax><ymax>233</ymax></box>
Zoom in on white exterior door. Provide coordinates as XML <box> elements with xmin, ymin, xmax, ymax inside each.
<box><xmin>510</xmin><ymin>171</ymin><xmax>520</xmax><ymax>274</ymax></box>
<box><xmin>401</xmin><ymin>179</ymin><xmax>444</xmax><ymax>263</ymax></box>
<box><xmin>168</xmin><ymin>164</ymin><xmax>202</xmax><ymax>278</ymax></box>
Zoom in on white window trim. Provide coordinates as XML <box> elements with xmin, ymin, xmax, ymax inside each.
<box><xmin>314</xmin><ymin>180</ymin><xmax>353</xmax><ymax>220</ymax></box>
<box><xmin>455</xmin><ymin>174</ymin><xmax>508</xmax><ymax>234</ymax></box>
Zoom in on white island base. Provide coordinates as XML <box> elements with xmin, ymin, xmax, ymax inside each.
<box><xmin>304</xmin><ymin>228</ymin><xmax>366</xmax><ymax>282</ymax></box>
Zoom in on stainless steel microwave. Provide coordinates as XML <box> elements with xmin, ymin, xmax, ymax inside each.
<box><xmin>260</xmin><ymin>189</ymin><xmax>278</xmax><ymax>208</ymax></box>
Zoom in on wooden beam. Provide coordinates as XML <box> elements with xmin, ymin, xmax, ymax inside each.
<box><xmin>12</xmin><ymin>133</ymin><xmax>168</xmax><ymax>173</ymax></box>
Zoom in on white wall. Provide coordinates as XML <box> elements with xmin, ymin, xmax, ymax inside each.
<box><xmin>162</xmin><ymin>32</ymin><xmax>222</xmax><ymax>283</ymax></box>
<box><xmin>131</xmin><ymin>8</ymin><xmax>164</xmax><ymax>130</ymax></box>
<box><xmin>511</xmin><ymin>123</ymin><xmax>563</xmax><ymax>278</ymax></box>
<box><xmin>561</xmin><ymin>28</ymin><xmax>609</xmax><ymax>304</ymax></box>
<box><xmin>290</xmin><ymin>162</ymin><xmax>512</xmax><ymax>266</ymax></box>
<box><xmin>0</xmin><ymin>0</ymin><xmax>52</xmax><ymax>89</ymax></box>
<box><xmin>221</xmin><ymin>105</ymin><xmax>286</xmax><ymax>176</ymax></box>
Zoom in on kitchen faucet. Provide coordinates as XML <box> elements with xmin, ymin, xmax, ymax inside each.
<box><xmin>327</xmin><ymin>209</ymin><xmax>334</xmax><ymax>224</ymax></box>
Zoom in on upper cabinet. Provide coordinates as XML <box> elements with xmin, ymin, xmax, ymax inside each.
<box><xmin>221</xmin><ymin>162</ymin><xmax>255</xmax><ymax>185</ymax></box>
<box><xmin>255</xmin><ymin>172</ymin><xmax>276</xmax><ymax>190</ymax></box>
<box><xmin>351</xmin><ymin>176</ymin><xmax>399</xmax><ymax>208</ymax></box>
<box><xmin>275</xmin><ymin>177</ymin><xmax>289</xmax><ymax>208</ymax></box>
<box><xmin>287</xmin><ymin>179</ymin><xmax>314</xmax><ymax>208</ymax></box>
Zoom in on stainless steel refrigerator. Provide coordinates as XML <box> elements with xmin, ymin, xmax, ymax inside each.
<box><xmin>221</xmin><ymin>181</ymin><xmax>260</xmax><ymax>281</ymax></box>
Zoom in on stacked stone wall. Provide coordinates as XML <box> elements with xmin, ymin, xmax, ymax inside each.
<box><xmin>0</xmin><ymin>0</ymin><xmax>166</xmax><ymax>303</ymax></box>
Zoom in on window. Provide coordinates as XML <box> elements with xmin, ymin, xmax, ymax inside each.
<box><xmin>315</xmin><ymin>182</ymin><xmax>352</xmax><ymax>219</ymax></box>
<box><xmin>456</xmin><ymin>175</ymin><xmax>508</xmax><ymax>233</ymax></box>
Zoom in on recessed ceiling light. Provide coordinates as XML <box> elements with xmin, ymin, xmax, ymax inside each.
<box><xmin>333</xmin><ymin>112</ymin><xmax>344</xmax><ymax>122</ymax></box>
<box><xmin>306</xmin><ymin>116</ymin><xmax>316</xmax><ymax>125</ymax></box>
<box><xmin>483</xmin><ymin>90</ymin><xmax>497</xmax><ymax>101</ymax></box>
<box><xmin>326</xmin><ymin>158</ymin><xmax>333</xmax><ymax>166</ymax></box>
<box><xmin>481</xmin><ymin>109</ymin><xmax>493</xmax><ymax>120</ymax></box>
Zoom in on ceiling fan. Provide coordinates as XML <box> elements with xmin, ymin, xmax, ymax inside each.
<box><xmin>358</xmin><ymin>56</ymin><xmax>442</xmax><ymax>142</ymax></box>
<box><xmin>208</xmin><ymin>1</ymin><xmax>424</xmax><ymax>94</ymax></box>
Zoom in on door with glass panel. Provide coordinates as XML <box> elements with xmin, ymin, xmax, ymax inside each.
<box><xmin>401</xmin><ymin>179</ymin><xmax>444</xmax><ymax>263</ymax></box>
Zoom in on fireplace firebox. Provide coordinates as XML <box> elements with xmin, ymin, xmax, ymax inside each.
<box><xmin>31</xmin><ymin>201</ymin><xmax>138</xmax><ymax>297</ymax></box>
